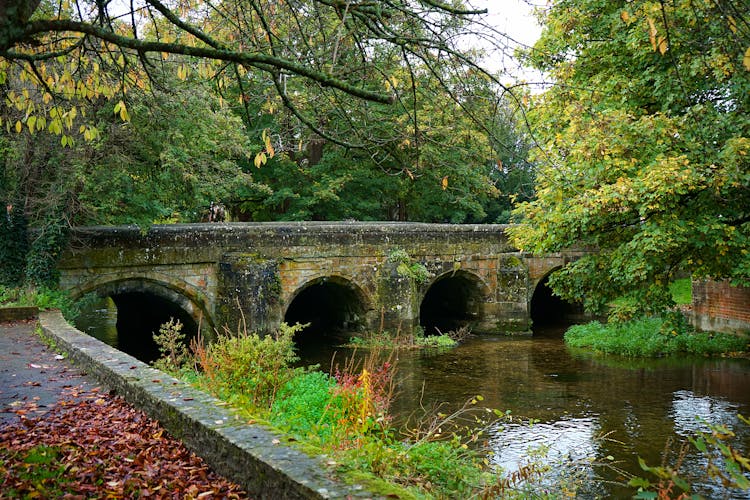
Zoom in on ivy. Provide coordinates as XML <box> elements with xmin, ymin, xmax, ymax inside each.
<box><xmin>0</xmin><ymin>202</ymin><xmax>28</xmax><ymax>287</ymax></box>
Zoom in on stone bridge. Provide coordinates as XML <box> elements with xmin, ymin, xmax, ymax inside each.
<box><xmin>58</xmin><ymin>222</ymin><xmax>586</xmax><ymax>349</ymax></box>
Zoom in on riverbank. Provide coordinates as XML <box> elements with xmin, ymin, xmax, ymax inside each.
<box><xmin>564</xmin><ymin>316</ymin><xmax>748</xmax><ymax>357</ymax></box>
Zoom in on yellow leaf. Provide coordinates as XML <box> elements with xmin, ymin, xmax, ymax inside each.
<box><xmin>657</xmin><ymin>36</ymin><xmax>668</xmax><ymax>55</ymax></box>
<box><xmin>441</xmin><ymin>176</ymin><xmax>449</xmax><ymax>190</ymax></box>
<box><xmin>648</xmin><ymin>18</ymin><xmax>658</xmax><ymax>52</ymax></box>
<box><xmin>620</xmin><ymin>10</ymin><xmax>630</xmax><ymax>23</ymax></box>
<box><xmin>254</xmin><ymin>152</ymin><xmax>267</xmax><ymax>168</ymax></box>
<box><xmin>114</xmin><ymin>100</ymin><xmax>129</xmax><ymax>121</ymax></box>
<box><xmin>728</xmin><ymin>16</ymin><xmax>737</xmax><ymax>34</ymax></box>
<box><xmin>15</xmin><ymin>120</ymin><xmax>21</xmax><ymax>133</ymax></box>
<box><xmin>27</xmin><ymin>116</ymin><xmax>36</xmax><ymax>133</ymax></box>
<box><xmin>744</xmin><ymin>47</ymin><xmax>750</xmax><ymax>71</ymax></box>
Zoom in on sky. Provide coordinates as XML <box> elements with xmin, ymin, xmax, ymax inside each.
<box><xmin>466</xmin><ymin>0</ymin><xmax>546</xmax><ymax>82</ymax></box>
<box><xmin>473</xmin><ymin>0</ymin><xmax>544</xmax><ymax>47</ymax></box>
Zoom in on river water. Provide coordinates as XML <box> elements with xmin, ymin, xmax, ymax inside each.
<box><xmin>76</xmin><ymin>302</ymin><xmax>750</xmax><ymax>497</ymax></box>
<box><xmin>298</xmin><ymin>330</ymin><xmax>750</xmax><ymax>498</ymax></box>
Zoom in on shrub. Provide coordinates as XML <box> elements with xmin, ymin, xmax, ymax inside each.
<box><xmin>565</xmin><ymin>317</ymin><xmax>747</xmax><ymax>357</ymax></box>
<box><xmin>152</xmin><ymin>318</ymin><xmax>189</xmax><ymax>375</ymax></box>
<box><xmin>192</xmin><ymin>322</ymin><xmax>305</xmax><ymax>408</ymax></box>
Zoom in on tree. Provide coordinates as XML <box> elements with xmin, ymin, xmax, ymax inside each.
<box><xmin>510</xmin><ymin>0</ymin><xmax>750</xmax><ymax>318</ymax></box>
<box><xmin>0</xmin><ymin>0</ymin><xmax>517</xmax><ymax>147</ymax></box>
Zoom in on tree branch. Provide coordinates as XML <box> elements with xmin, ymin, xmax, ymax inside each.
<box><xmin>6</xmin><ymin>18</ymin><xmax>394</xmax><ymax>104</ymax></box>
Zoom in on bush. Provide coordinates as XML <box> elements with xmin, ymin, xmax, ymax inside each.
<box><xmin>152</xmin><ymin>318</ymin><xmax>190</xmax><ymax>375</ymax></box>
<box><xmin>192</xmin><ymin>322</ymin><xmax>304</xmax><ymax>408</ymax></box>
<box><xmin>565</xmin><ymin>317</ymin><xmax>748</xmax><ymax>357</ymax></box>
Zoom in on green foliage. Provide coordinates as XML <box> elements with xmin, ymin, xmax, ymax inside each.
<box><xmin>511</xmin><ymin>0</ymin><xmax>750</xmax><ymax>317</ymax></box>
<box><xmin>565</xmin><ymin>317</ymin><xmax>748</xmax><ymax>357</ymax></box>
<box><xmin>388</xmin><ymin>248</ymin><xmax>430</xmax><ymax>284</ymax></box>
<box><xmin>414</xmin><ymin>334</ymin><xmax>458</xmax><ymax>349</ymax></box>
<box><xmin>342</xmin><ymin>437</ymin><xmax>485</xmax><ymax>498</ymax></box>
<box><xmin>270</xmin><ymin>371</ymin><xmax>343</xmax><ymax>440</ymax></box>
<box><xmin>193</xmin><ymin>322</ymin><xmax>304</xmax><ymax>408</ymax></box>
<box><xmin>25</xmin><ymin>219</ymin><xmax>68</xmax><ymax>288</ymax></box>
<box><xmin>0</xmin><ymin>204</ymin><xmax>28</xmax><ymax>287</ymax></box>
<box><xmin>152</xmin><ymin>318</ymin><xmax>190</xmax><ymax>375</ymax></box>
<box><xmin>630</xmin><ymin>415</ymin><xmax>750</xmax><ymax>498</ymax></box>
<box><xmin>0</xmin><ymin>285</ymin><xmax>82</xmax><ymax>321</ymax></box>
<box><xmin>669</xmin><ymin>278</ymin><xmax>692</xmax><ymax>306</ymax></box>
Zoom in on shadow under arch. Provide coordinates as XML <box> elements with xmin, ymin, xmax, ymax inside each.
<box><xmin>530</xmin><ymin>268</ymin><xmax>585</xmax><ymax>333</ymax></box>
<box><xmin>71</xmin><ymin>277</ymin><xmax>212</xmax><ymax>363</ymax></box>
<box><xmin>284</xmin><ymin>275</ymin><xmax>370</xmax><ymax>348</ymax></box>
<box><xmin>419</xmin><ymin>270</ymin><xmax>490</xmax><ymax>335</ymax></box>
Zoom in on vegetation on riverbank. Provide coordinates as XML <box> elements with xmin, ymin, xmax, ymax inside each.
<box><xmin>154</xmin><ymin>320</ymin><xmax>593</xmax><ymax>498</ymax></box>
<box><xmin>0</xmin><ymin>285</ymin><xmax>82</xmax><ymax>321</ymax></box>
<box><xmin>564</xmin><ymin>317</ymin><xmax>748</xmax><ymax>357</ymax></box>
<box><xmin>345</xmin><ymin>325</ymin><xmax>471</xmax><ymax>350</ymax></box>
<box><xmin>565</xmin><ymin>279</ymin><xmax>747</xmax><ymax>357</ymax></box>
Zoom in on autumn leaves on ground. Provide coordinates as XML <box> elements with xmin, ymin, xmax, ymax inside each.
<box><xmin>0</xmin><ymin>378</ymin><xmax>248</xmax><ymax>498</ymax></box>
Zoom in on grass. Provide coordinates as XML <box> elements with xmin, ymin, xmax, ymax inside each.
<box><xmin>564</xmin><ymin>317</ymin><xmax>748</xmax><ymax>357</ymax></box>
<box><xmin>347</xmin><ymin>331</ymin><xmax>458</xmax><ymax>350</ymax></box>
<box><xmin>565</xmin><ymin>277</ymin><xmax>748</xmax><ymax>358</ymax></box>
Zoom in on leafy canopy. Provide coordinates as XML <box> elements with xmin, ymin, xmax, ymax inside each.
<box><xmin>510</xmin><ymin>0</ymin><xmax>750</xmax><ymax>317</ymax></box>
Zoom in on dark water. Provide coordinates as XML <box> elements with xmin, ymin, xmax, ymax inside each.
<box><xmin>76</xmin><ymin>301</ymin><xmax>750</xmax><ymax>497</ymax></box>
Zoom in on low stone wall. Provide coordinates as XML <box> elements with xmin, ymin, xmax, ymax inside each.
<box><xmin>38</xmin><ymin>311</ymin><xmax>376</xmax><ymax>499</ymax></box>
<box><xmin>691</xmin><ymin>279</ymin><xmax>750</xmax><ymax>334</ymax></box>
<box><xmin>0</xmin><ymin>306</ymin><xmax>39</xmax><ymax>322</ymax></box>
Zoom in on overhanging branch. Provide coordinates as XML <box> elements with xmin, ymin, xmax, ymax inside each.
<box><xmin>6</xmin><ymin>18</ymin><xmax>394</xmax><ymax>104</ymax></box>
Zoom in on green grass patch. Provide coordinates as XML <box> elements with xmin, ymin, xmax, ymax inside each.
<box><xmin>564</xmin><ymin>317</ymin><xmax>747</xmax><ymax>357</ymax></box>
<box><xmin>0</xmin><ymin>285</ymin><xmax>89</xmax><ymax>322</ymax></box>
<box><xmin>0</xmin><ymin>445</ymin><xmax>73</xmax><ymax>498</ymax></box>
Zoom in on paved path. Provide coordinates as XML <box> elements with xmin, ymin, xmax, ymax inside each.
<box><xmin>0</xmin><ymin>320</ymin><xmax>100</xmax><ymax>426</ymax></box>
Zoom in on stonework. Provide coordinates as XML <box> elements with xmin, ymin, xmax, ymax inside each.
<box><xmin>58</xmin><ymin>222</ymin><xmax>587</xmax><ymax>335</ymax></box>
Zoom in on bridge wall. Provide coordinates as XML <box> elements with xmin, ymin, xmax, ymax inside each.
<box><xmin>58</xmin><ymin>223</ymin><xmax>578</xmax><ymax>335</ymax></box>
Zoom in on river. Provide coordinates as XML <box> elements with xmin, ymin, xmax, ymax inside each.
<box><xmin>75</xmin><ymin>301</ymin><xmax>750</xmax><ymax>497</ymax></box>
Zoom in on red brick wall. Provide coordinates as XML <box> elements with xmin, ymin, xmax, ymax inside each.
<box><xmin>691</xmin><ymin>279</ymin><xmax>750</xmax><ymax>333</ymax></box>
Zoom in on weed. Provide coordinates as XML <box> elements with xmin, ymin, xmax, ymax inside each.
<box><xmin>630</xmin><ymin>415</ymin><xmax>750</xmax><ymax>498</ymax></box>
<box><xmin>152</xmin><ymin>318</ymin><xmax>189</xmax><ymax>375</ymax></box>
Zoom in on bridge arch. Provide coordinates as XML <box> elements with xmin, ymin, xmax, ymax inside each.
<box><xmin>419</xmin><ymin>270</ymin><xmax>491</xmax><ymax>335</ymax></box>
<box><xmin>283</xmin><ymin>275</ymin><xmax>371</xmax><ymax>346</ymax></box>
<box><xmin>529</xmin><ymin>267</ymin><xmax>583</xmax><ymax>330</ymax></box>
<box><xmin>67</xmin><ymin>274</ymin><xmax>213</xmax><ymax>362</ymax></box>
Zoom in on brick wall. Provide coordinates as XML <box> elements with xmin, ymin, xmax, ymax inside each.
<box><xmin>691</xmin><ymin>279</ymin><xmax>750</xmax><ymax>334</ymax></box>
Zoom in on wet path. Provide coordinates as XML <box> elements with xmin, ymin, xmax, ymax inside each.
<box><xmin>0</xmin><ymin>320</ymin><xmax>97</xmax><ymax>425</ymax></box>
